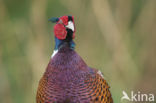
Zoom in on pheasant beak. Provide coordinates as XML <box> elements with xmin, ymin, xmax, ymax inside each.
<box><xmin>66</xmin><ymin>21</ymin><xmax>74</xmax><ymax>31</ymax></box>
<box><xmin>48</xmin><ymin>17</ymin><xmax>59</xmax><ymax>23</ymax></box>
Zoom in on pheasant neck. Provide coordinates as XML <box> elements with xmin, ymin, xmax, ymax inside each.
<box><xmin>54</xmin><ymin>37</ymin><xmax>75</xmax><ymax>50</ymax></box>
<box><xmin>51</xmin><ymin>37</ymin><xmax>75</xmax><ymax>58</ymax></box>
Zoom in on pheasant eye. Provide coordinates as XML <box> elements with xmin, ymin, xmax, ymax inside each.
<box><xmin>66</xmin><ymin>21</ymin><xmax>74</xmax><ymax>31</ymax></box>
<box><xmin>58</xmin><ymin>19</ymin><xmax>63</xmax><ymax>24</ymax></box>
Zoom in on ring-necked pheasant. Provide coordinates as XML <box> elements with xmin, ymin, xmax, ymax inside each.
<box><xmin>36</xmin><ymin>15</ymin><xmax>113</xmax><ymax>103</ymax></box>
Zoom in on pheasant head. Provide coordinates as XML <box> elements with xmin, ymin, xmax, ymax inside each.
<box><xmin>49</xmin><ymin>16</ymin><xmax>76</xmax><ymax>53</ymax></box>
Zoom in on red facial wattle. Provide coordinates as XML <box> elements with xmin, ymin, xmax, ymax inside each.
<box><xmin>53</xmin><ymin>16</ymin><xmax>75</xmax><ymax>40</ymax></box>
<box><xmin>58</xmin><ymin>16</ymin><xmax>68</xmax><ymax>26</ymax></box>
<box><xmin>54</xmin><ymin>24</ymin><xmax>67</xmax><ymax>40</ymax></box>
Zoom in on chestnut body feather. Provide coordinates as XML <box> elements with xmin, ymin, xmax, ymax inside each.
<box><xmin>36</xmin><ymin>44</ymin><xmax>113</xmax><ymax>103</ymax></box>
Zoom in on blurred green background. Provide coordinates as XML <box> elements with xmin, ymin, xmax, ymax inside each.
<box><xmin>0</xmin><ymin>0</ymin><xmax>156</xmax><ymax>103</ymax></box>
